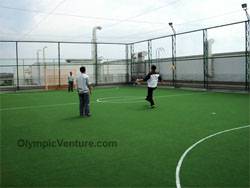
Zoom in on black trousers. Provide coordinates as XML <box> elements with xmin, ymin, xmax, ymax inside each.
<box><xmin>68</xmin><ymin>81</ymin><xmax>74</xmax><ymax>92</ymax></box>
<box><xmin>146</xmin><ymin>87</ymin><xmax>156</xmax><ymax>106</ymax></box>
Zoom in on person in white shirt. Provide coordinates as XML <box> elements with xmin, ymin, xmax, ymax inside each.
<box><xmin>68</xmin><ymin>72</ymin><xmax>74</xmax><ymax>92</ymax></box>
<box><xmin>136</xmin><ymin>65</ymin><xmax>162</xmax><ymax>108</ymax></box>
<box><xmin>76</xmin><ymin>67</ymin><xmax>92</xmax><ymax>117</ymax></box>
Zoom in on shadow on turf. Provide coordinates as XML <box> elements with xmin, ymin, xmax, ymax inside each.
<box><xmin>63</xmin><ymin>116</ymin><xmax>89</xmax><ymax>121</ymax></box>
<box><xmin>126</xmin><ymin>104</ymin><xmax>157</xmax><ymax>111</ymax></box>
<box><xmin>62</xmin><ymin>105</ymin><xmax>155</xmax><ymax>121</ymax></box>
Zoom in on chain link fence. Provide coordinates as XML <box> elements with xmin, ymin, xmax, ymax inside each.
<box><xmin>0</xmin><ymin>21</ymin><xmax>249</xmax><ymax>91</ymax></box>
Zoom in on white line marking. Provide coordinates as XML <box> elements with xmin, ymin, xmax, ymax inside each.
<box><xmin>175</xmin><ymin>124</ymin><xmax>250</xmax><ymax>188</ymax></box>
<box><xmin>96</xmin><ymin>93</ymin><xmax>200</xmax><ymax>104</ymax></box>
<box><xmin>0</xmin><ymin>93</ymin><xmax>203</xmax><ymax>110</ymax></box>
<box><xmin>96</xmin><ymin>99</ymin><xmax>101</xmax><ymax>103</ymax></box>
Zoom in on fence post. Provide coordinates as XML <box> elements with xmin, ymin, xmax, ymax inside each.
<box><xmin>203</xmin><ymin>29</ymin><xmax>209</xmax><ymax>89</ymax></box>
<box><xmin>15</xmin><ymin>41</ymin><xmax>19</xmax><ymax>90</ymax></box>
<box><xmin>245</xmin><ymin>20</ymin><xmax>250</xmax><ymax>91</ymax></box>
<box><xmin>148</xmin><ymin>40</ymin><xmax>152</xmax><ymax>71</ymax></box>
<box><xmin>171</xmin><ymin>35</ymin><xmax>177</xmax><ymax>87</ymax></box>
<box><xmin>58</xmin><ymin>42</ymin><xmax>61</xmax><ymax>88</ymax></box>
<box><xmin>130</xmin><ymin>44</ymin><xmax>134</xmax><ymax>82</ymax></box>
<box><xmin>95</xmin><ymin>42</ymin><xmax>98</xmax><ymax>86</ymax></box>
<box><xmin>125</xmin><ymin>44</ymin><xmax>129</xmax><ymax>83</ymax></box>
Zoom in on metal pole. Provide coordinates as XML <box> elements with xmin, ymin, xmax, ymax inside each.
<box><xmin>171</xmin><ymin>35</ymin><xmax>177</xmax><ymax>87</ymax></box>
<box><xmin>130</xmin><ymin>44</ymin><xmax>134</xmax><ymax>82</ymax></box>
<box><xmin>92</xmin><ymin>26</ymin><xmax>102</xmax><ymax>86</ymax></box>
<box><xmin>148</xmin><ymin>40</ymin><xmax>152</xmax><ymax>71</ymax></box>
<box><xmin>53</xmin><ymin>59</ymin><xmax>56</xmax><ymax>86</ymax></box>
<box><xmin>245</xmin><ymin>21</ymin><xmax>250</xmax><ymax>91</ymax></box>
<box><xmin>36</xmin><ymin>50</ymin><xmax>41</xmax><ymax>85</ymax></box>
<box><xmin>0</xmin><ymin>40</ymin><xmax>127</xmax><ymax>45</ymax></box>
<box><xmin>22</xmin><ymin>59</ymin><xmax>24</xmax><ymax>85</ymax></box>
<box><xmin>15</xmin><ymin>42</ymin><xmax>19</xmax><ymax>90</ymax></box>
<box><xmin>203</xmin><ymin>29</ymin><xmax>209</xmax><ymax>89</ymax></box>
<box><xmin>125</xmin><ymin>44</ymin><xmax>129</xmax><ymax>83</ymax></box>
<box><xmin>58</xmin><ymin>42</ymin><xmax>61</xmax><ymax>87</ymax></box>
<box><xmin>95</xmin><ymin>42</ymin><xmax>98</xmax><ymax>85</ymax></box>
<box><xmin>43</xmin><ymin>46</ymin><xmax>48</xmax><ymax>90</ymax></box>
<box><xmin>242</xmin><ymin>4</ymin><xmax>250</xmax><ymax>21</ymax></box>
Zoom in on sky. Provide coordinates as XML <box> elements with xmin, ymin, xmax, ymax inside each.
<box><xmin>0</xmin><ymin>0</ymin><xmax>248</xmax><ymax>42</ymax></box>
<box><xmin>0</xmin><ymin>0</ymin><xmax>248</xmax><ymax>61</ymax></box>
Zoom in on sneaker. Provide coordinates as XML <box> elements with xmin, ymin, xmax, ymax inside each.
<box><xmin>85</xmin><ymin>114</ymin><xmax>91</xmax><ymax>117</ymax></box>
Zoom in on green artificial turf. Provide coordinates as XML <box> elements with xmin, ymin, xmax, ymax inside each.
<box><xmin>0</xmin><ymin>86</ymin><xmax>249</xmax><ymax>187</ymax></box>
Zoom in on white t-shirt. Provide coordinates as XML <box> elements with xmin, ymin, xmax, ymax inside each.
<box><xmin>68</xmin><ymin>75</ymin><xmax>74</xmax><ymax>82</ymax></box>
<box><xmin>76</xmin><ymin>73</ymin><xmax>89</xmax><ymax>93</ymax></box>
<box><xmin>144</xmin><ymin>72</ymin><xmax>161</xmax><ymax>88</ymax></box>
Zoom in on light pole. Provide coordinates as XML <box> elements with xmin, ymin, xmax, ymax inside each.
<box><xmin>43</xmin><ymin>46</ymin><xmax>48</xmax><ymax>90</ymax></box>
<box><xmin>169</xmin><ymin>22</ymin><xmax>176</xmax><ymax>34</ymax></box>
<box><xmin>169</xmin><ymin>22</ymin><xmax>177</xmax><ymax>87</ymax></box>
<box><xmin>242</xmin><ymin>3</ymin><xmax>250</xmax><ymax>20</ymax></box>
<box><xmin>92</xmin><ymin>26</ymin><xmax>102</xmax><ymax>61</ymax></box>
<box><xmin>92</xmin><ymin>26</ymin><xmax>102</xmax><ymax>85</ymax></box>
<box><xmin>242</xmin><ymin>3</ymin><xmax>250</xmax><ymax>90</ymax></box>
<box><xmin>36</xmin><ymin>49</ymin><xmax>42</xmax><ymax>85</ymax></box>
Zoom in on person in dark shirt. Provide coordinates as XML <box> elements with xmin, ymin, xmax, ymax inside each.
<box><xmin>136</xmin><ymin>65</ymin><xmax>162</xmax><ymax>108</ymax></box>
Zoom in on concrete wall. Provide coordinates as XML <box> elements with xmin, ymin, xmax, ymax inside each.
<box><xmin>150</xmin><ymin>51</ymin><xmax>246</xmax><ymax>83</ymax></box>
<box><xmin>12</xmin><ymin>51</ymin><xmax>246</xmax><ymax>88</ymax></box>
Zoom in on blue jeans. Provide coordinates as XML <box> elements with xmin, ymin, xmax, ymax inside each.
<box><xmin>79</xmin><ymin>93</ymin><xmax>90</xmax><ymax>116</ymax></box>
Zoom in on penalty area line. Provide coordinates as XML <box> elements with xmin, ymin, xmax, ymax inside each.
<box><xmin>175</xmin><ymin>124</ymin><xmax>250</xmax><ymax>188</ymax></box>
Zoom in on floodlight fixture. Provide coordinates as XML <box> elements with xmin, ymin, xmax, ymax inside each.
<box><xmin>169</xmin><ymin>22</ymin><xmax>176</xmax><ymax>35</ymax></box>
<box><xmin>92</xmin><ymin>26</ymin><xmax>102</xmax><ymax>43</ymax></box>
<box><xmin>242</xmin><ymin>3</ymin><xmax>250</xmax><ymax>20</ymax></box>
<box><xmin>96</xmin><ymin>26</ymin><xmax>102</xmax><ymax>30</ymax></box>
<box><xmin>242</xmin><ymin>3</ymin><xmax>247</xmax><ymax>10</ymax></box>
